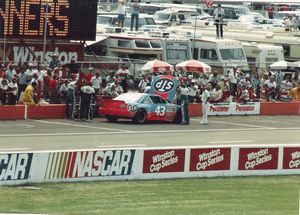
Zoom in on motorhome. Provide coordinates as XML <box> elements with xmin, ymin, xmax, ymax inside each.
<box><xmin>191</xmin><ymin>37</ymin><xmax>249</xmax><ymax>74</ymax></box>
<box><xmin>242</xmin><ymin>42</ymin><xmax>284</xmax><ymax>74</ymax></box>
<box><xmin>168</xmin><ymin>24</ymin><xmax>300</xmax><ymax>61</ymax></box>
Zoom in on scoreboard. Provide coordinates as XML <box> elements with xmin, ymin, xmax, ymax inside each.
<box><xmin>0</xmin><ymin>0</ymin><xmax>98</xmax><ymax>40</ymax></box>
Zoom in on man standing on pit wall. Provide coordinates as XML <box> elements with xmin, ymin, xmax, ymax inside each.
<box><xmin>201</xmin><ymin>85</ymin><xmax>210</xmax><ymax>125</ymax></box>
<box><xmin>213</xmin><ymin>4</ymin><xmax>225</xmax><ymax>39</ymax></box>
<box><xmin>131</xmin><ymin>0</ymin><xmax>140</xmax><ymax>31</ymax></box>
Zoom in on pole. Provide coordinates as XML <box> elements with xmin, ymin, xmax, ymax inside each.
<box><xmin>3</xmin><ymin>0</ymin><xmax>7</xmax><ymax>65</ymax></box>
<box><xmin>42</xmin><ymin>2</ymin><xmax>49</xmax><ymax>64</ymax></box>
<box><xmin>192</xmin><ymin>1</ymin><xmax>198</xmax><ymax>60</ymax></box>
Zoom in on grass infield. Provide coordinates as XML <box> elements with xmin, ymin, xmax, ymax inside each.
<box><xmin>0</xmin><ymin>175</ymin><xmax>299</xmax><ymax>215</ymax></box>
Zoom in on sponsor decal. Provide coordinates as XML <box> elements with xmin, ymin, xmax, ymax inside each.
<box><xmin>149</xmin><ymin>75</ymin><xmax>179</xmax><ymax>102</ymax></box>
<box><xmin>208</xmin><ymin>102</ymin><xmax>260</xmax><ymax>115</ymax></box>
<box><xmin>143</xmin><ymin>149</ymin><xmax>185</xmax><ymax>173</ymax></box>
<box><xmin>283</xmin><ymin>147</ymin><xmax>300</xmax><ymax>169</ymax></box>
<box><xmin>238</xmin><ymin>148</ymin><xmax>278</xmax><ymax>170</ymax></box>
<box><xmin>0</xmin><ymin>153</ymin><xmax>33</xmax><ymax>181</ymax></box>
<box><xmin>190</xmin><ymin>148</ymin><xmax>231</xmax><ymax>171</ymax></box>
<box><xmin>44</xmin><ymin>150</ymin><xmax>135</xmax><ymax>179</ymax></box>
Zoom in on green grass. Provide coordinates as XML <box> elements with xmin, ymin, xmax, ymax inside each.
<box><xmin>0</xmin><ymin>176</ymin><xmax>299</xmax><ymax>215</ymax></box>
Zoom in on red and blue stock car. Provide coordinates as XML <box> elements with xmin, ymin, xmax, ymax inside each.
<box><xmin>99</xmin><ymin>93</ymin><xmax>182</xmax><ymax>123</ymax></box>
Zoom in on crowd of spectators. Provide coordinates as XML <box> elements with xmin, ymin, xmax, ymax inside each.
<box><xmin>0</xmin><ymin>58</ymin><xmax>300</xmax><ymax>111</ymax></box>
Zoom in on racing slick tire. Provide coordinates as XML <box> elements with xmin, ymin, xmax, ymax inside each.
<box><xmin>134</xmin><ymin>109</ymin><xmax>147</xmax><ymax>124</ymax></box>
<box><xmin>173</xmin><ymin>110</ymin><xmax>182</xmax><ymax>124</ymax></box>
<box><xmin>106</xmin><ymin>116</ymin><xmax>119</xmax><ymax>122</ymax></box>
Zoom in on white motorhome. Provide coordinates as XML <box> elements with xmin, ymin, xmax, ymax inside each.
<box><xmin>168</xmin><ymin>25</ymin><xmax>300</xmax><ymax>61</ymax></box>
<box><xmin>191</xmin><ymin>37</ymin><xmax>249</xmax><ymax>74</ymax></box>
<box><xmin>242</xmin><ymin>42</ymin><xmax>284</xmax><ymax>74</ymax></box>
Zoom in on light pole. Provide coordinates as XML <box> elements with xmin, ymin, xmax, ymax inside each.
<box><xmin>42</xmin><ymin>1</ymin><xmax>51</xmax><ymax>64</ymax></box>
<box><xmin>3</xmin><ymin>0</ymin><xmax>7</xmax><ymax>65</ymax></box>
<box><xmin>192</xmin><ymin>1</ymin><xmax>199</xmax><ymax>60</ymax></box>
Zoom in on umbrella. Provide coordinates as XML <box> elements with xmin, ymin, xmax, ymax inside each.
<box><xmin>175</xmin><ymin>59</ymin><xmax>211</xmax><ymax>73</ymax></box>
<box><xmin>141</xmin><ymin>59</ymin><xmax>174</xmax><ymax>74</ymax></box>
<box><xmin>269</xmin><ymin>60</ymin><xmax>296</xmax><ymax>70</ymax></box>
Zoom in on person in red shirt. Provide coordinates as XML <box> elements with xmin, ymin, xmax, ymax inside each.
<box><xmin>267</xmin><ymin>5</ymin><xmax>274</xmax><ymax>19</ymax></box>
<box><xmin>85</xmin><ymin>67</ymin><xmax>94</xmax><ymax>82</ymax></box>
<box><xmin>0</xmin><ymin>64</ymin><xmax>5</xmax><ymax>78</ymax></box>
<box><xmin>48</xmin><ymin>74</ymin><xmax>58</xmax><ymax>104</ymax></box>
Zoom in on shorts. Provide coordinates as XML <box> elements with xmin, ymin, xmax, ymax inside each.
<box><xmin>118</xmin><ymin>14</ymin><xmax>125</xmax><ymax>21</ymax></box>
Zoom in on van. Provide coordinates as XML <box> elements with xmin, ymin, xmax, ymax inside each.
<box><xmin>153</xmin><ymin>8</ymin><xmax>197</xmax><ymax>26</ymax></box>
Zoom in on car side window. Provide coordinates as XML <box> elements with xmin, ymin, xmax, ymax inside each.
<box><xmin>142</xmin><ymin>97</ymin><xmax>152</xmax><ymax>104</ymax></box>
<box><xmin>150</xmin><ymin>96</ymin><xmax>161</xmax><ymax>104</ymax></box>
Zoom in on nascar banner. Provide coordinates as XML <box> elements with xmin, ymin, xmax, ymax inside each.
<box><xmin>208</xmin><ymin>102</ymin><xmax>260</xmax><ymax>115</ymax></box>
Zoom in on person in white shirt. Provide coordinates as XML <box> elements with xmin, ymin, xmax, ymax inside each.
<box><xmin>213</xmin><ymin>4</ymin><xmax>225</xmax><ymax>38</ymax></box>
<box><xmin>5</xmin><ymin>63</ymin><xmax>17</xmax><ymax>82</ymax></box>
<box><xmin>138</xmin><ymin>75</ymin><xmax>150</xmax><ymax>93</ymax></box>
<box><xmin>116</xmin><ymin>64</ymin><xmax>130</xmax><ymax>93</ymax></box>
<box><xmin>116</xmin><ymin>0</ymin><xmax>126</xmax><ymax>28</ymax></box>
<box><xmin>7</xmin><ymin>77</ymin><xmax>18</xmax><ymax>105</ymax></box>
<box><xmin>188</xmin><ymin>80</ymin><xmax>198</xmax><ymax>103</ymax></box>
<box><xmin>210</xmin><ymin>84</ymin><xmax>223</xmax><ymax>103</ymax></box>
<box><xmin>228</xmin><ymin>66</ymin><xmax>238</xmax><ymax>100</ymax></box>
<box><xmin>264</xmin><ymin>76</ymin><xmax>277</xmax><ymax>101</ymax></box>
<box><xmin>91</xmin><ymin>72</ymin><xmax>102</xmax><ymax>95</ymax></box>
<box><xmin>201</xmin><ymin>85</ymin><xmax>210</xmax><ymax>125</ymax></box>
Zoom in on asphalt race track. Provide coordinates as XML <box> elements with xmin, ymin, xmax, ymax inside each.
<box><xmin>0</xmin><ymin>115</ymin><xmax>299</xmax><ymax>152</ymax></box>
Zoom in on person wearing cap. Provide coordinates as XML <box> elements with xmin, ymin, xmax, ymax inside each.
<box><xmin>79</xmin><ymin>82</ymin><xmax>95</xmax><ymax>121</ymax></box>
<box><xmin>210</xmin><ymin>84</ymin><xmax>223</xmax><ymax>103</ymax></box>
<box><xmin>66</xmin><ymin>79</ymin><xmax>77</xmax><ymax>119</ymax></box>
<box><xmin>85</xmin><ymin>67</ymin><xmax>94</xmax><ymax>82</ymax></box>
<box><xmin>201</xmin><ymin>84</ymin><xmax>210</xmax><ymax>125</ymax></box>
<box><xmin>65</xmin><ymin>59</ymin><xmax>80</xmax><ymax>76</ymax></box>
<box><xmin>116</xmin><ymin>64</ymin><xmax>130</xmax><ymax>93</ymax></box>
<box><xmin>22</xmin><ymin>82</ymin><xmax>37</xmax><ymax>105</ymax></box>
<box><xmin>49</xmin><ymin>53</ymin><xmax>61</xmax><ymax>70</ymax></box>
<box><xmin>188</xmin><ymin>80</ymin><xmax>198</xmax><ymax>103</ymax></box>
<box><xmin>138</xmin><ymin>75</ymin><xmax>150</xmax><ymax>93</ymax></box>
<box><xmin>213</xmin><ymin>4</ymin><xmax>225</xmax><ymax>39</ymax></box>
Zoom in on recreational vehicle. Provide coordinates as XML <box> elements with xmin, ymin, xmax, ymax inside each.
<box><xmin>242</xmin><ymin>42</ymin><xmax>284</xmax><ymax>74</ymax></box>
<box><xmin>153</xmin><ymin>8</ymin><xmax>197</xmax><ymax>26</ymax></box>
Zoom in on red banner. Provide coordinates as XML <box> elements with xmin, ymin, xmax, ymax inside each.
<box><xmin>143</xmin><ymin>149</ymin><xmax>185</xmax><ymax>173</ymax></box>
<box><xmin>283</xmin><ymin>147</ymin><xmax>300</xmax><ymax>169</ymax></box>
<box><xmin>238</xmin><ymin>148</ymin><xmax>278</xmax><ymax>170</ymax></box>
<box><xmin>189</xmin><ymin>148</ymin><xmax>231</xmax><ymax>171</ymax></box>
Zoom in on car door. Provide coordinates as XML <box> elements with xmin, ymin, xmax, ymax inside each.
<box><xmin>149</xmin><ymin>95</ymin><xmax>167</xmax><ymax>121</ymax></box>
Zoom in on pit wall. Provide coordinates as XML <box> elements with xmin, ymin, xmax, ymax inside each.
<box><xmin>1</xmin><ymin>145</ymin><xmax>299</xmax><ymax>186</ymax></box>
<box><xmin>1</xmin><ymin>102</ymin><xmax>300</xmax><ymax>120</ymax></box>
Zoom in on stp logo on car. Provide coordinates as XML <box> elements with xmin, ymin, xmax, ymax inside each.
<box><xmin>154</xmin><ymin>78</ymin><xmax>174</xmax><ymax>93</ymax></box>
<box><xmin>150</xmin><ymin>75</ymin><xmax>179</xmax><ymax>102</ymax></box>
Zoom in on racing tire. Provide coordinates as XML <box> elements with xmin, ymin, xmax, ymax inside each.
<box><xmin>173</xmin><ymin>110</ymin><xmax>182</xmax><ymax>124</ymax></box>
<box><xmin>106</xmin><ymin>116</ymin><xmax>119</xmax><ymax>122</ymax></box>
<box><xmin>134</xmin><ymin>109</ymin><xmax>147</xmax><ymax>124</ymax></box>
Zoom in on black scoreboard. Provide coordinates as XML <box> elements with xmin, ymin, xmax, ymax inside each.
<box><xmin>0</xmin><ymin>0</ymin><xmax>97</xmax><ymax>40</ymax></box>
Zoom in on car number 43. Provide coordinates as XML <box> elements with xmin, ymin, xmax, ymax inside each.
<box><xmin>155</xmin><ymin>106</ymin><xmax>166</xmax><ymax>116</ymax></box>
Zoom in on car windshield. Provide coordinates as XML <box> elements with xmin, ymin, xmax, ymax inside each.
<box><xmin>219</xmin><ymin>48</ymin><xmax>246</xmax><ymax>61</ymax></box>
<box><xmin>114</xmin><ymin>93</ymin><xmax>144</xmax><ymax>103</ymax></box>
<box><xmin>154</xmin><ymin>12</ymin><xmax>170</xmax><ymax>21</ymax></box>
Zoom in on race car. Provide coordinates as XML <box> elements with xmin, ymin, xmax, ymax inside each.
<box><xmin>98</xmin><ymin>93</ymin><xmax>182</xmax><ymax>123</ymax></box>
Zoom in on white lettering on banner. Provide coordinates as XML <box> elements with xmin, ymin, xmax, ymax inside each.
<box><xmin>0</xmin><ymin>154</ymin><xmax>29</xmax><ymax>180</ymax></box>
<box><xmin>244</xmin><ymin>149</ymin><xmax>272</xmax><ymax>170</ymax></box>
<box><xmin>292</xmin><ymin>152</ymin><xmax>300</xmax><ymax>160</ymax></box>
<box><xmin>288</xmin><ymin>151</ymin><xmax>300</xmax><ymax>168</ymax></box>
<box><xmin>72</xmin><ymin>150</ymin><xmax>134</xmax><ymax>177</ymax></box>
<box><xmin>196</xmin><ymin>149</ymin><xmax>224</xmax><ymax>170</ymax></box>
<box><xmin>235</xmin><ymin>104</ymin><xmax>255</xmax><ymax>112</ymax></box>
<box><xmin>150</xmin><ymin>150</ymin><xmax>178</xmax><ymax>172</ymax></box>
<box><xmin>208</xmin><ymin>102</ymin><xmax>260</xmax><ymax>115</ymax></box>
<box><xmin>13</xmin><ymin>46</ymin><xmax>78</xmax><ymax>64</ymax></box>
